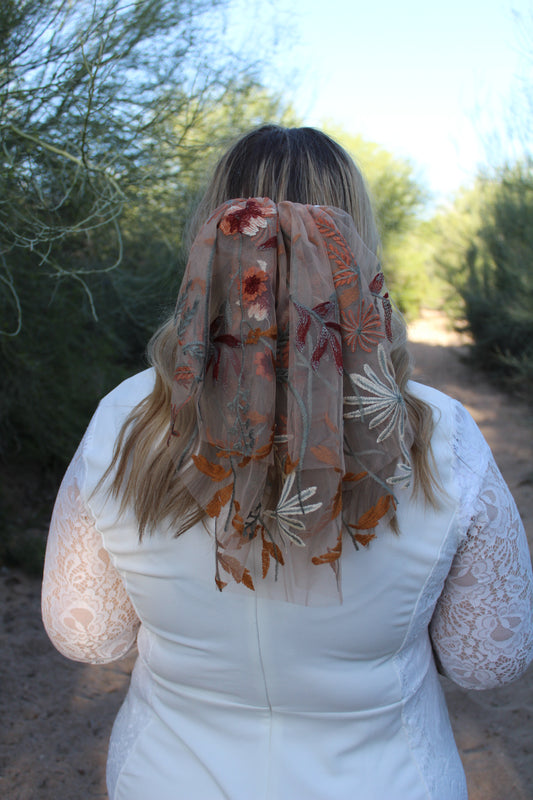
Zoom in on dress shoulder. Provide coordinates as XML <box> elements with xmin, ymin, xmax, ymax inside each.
<box><xmin>81</xmin><ymin>368</ymin><xmax>156</xmax><ymax>506</ymax></box>
<box><xmin>407</xmin><ymin>379</ymin><xmax>456</xmax><ymax>415</ymax></box>
<box><xmin>99</xmin><ymin>367</ymin><xmax>156</xmax><ymax>410</ymax></box>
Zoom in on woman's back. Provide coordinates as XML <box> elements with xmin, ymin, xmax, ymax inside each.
<box><xmin>54</xmin><ymin>367</ymin><xmax>525</xmax><ymax>800</ymax></box>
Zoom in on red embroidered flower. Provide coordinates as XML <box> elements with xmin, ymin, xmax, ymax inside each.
<box><xmin>254</xmin><ymin>350</ymin><xmax>275</xmax><ymax>381</ymax></box>
<box><xmin>368</xmin><ymin>272</ymin><xmax>392</xmax><ymax>341</ymax></box>
<box><xmin>242</xmin><ymin>266</ymin><xmax>268</xmax><ymax>304</ymax></box>
<box><xmin>219</xmin><ymin>199</ymin><xmax>276</xmax><ymax>237</ymax></box>
<box><xmin>341</xmin><ymin>300</ymin><xmax>384</xmax><ymax>353</ymax></box>
<box><xmin>294</xmin><ymin>300</ymin><xmax>343</xmax><ymax>374</ymax></box>
<box><xmin>207</xmin><ymin>316</ymin><xmax>241</xmax><ymax>381</ymax></box>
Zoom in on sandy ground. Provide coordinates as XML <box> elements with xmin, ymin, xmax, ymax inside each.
<box><xmin>1</xmin><ymin>309</ymin><xmax>532</xmax><ymax>800</ymax></box>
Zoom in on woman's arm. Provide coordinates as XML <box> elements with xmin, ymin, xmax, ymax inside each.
<box><xmin>430</xmin><ymin>453</ymin><xmax>533</xmax><ymax>689</ymax></box>
<box><xmin>42</xmin><ymin>446</ymin><xmax>140</xmax><ymax>664</ymax></box>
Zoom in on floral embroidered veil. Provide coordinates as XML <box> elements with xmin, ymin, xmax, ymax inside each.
<box><xmin>169</xmin><ymin>198</ymin><xmax>413</xmax><ymax>604</ymax></box>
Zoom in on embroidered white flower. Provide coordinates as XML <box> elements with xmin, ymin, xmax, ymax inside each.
<box><xmin>386</xmin><ymin>461</ymin><xmax>412</xmax><ymax>488</ymax></box>
<box><xmin>247</xmin><ymin>302</ymin><xmax>269</xmax><ymax>321</ymax></box>
<box><xmin>386</xmin><ymin>441</ymin><xmax>412</xmax><ymax>489</ymax></box>
<box><xmin>344</xmin><ymin>343</ymin><xmax>406</xmax><ymax>443</ymax></box>
<box><xmin>264</xmin><ymin>471</ymin><xmax>322</xmax><ymax>546</ymax></box>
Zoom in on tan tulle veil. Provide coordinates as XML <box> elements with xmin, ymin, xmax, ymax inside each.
<box><xmin>169</xmin><ymin>198</ymin><xmax>413</xmax><ymax>604</ymax></box>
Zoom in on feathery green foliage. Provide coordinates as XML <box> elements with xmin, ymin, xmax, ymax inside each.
<box><xmin>435</xmin><ymin>160</ymin><xmax>533</xmax><ymax>398</ymax></box>
<box><xmin>0</xmin><ymin>0</ymin><xmax>294</xmax><ymax>464</ymax></box>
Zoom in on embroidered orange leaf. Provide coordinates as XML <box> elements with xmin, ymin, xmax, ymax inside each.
<box><xmin>191</xmin><ymin>454</ymin><xmax>232</xmax><ymax>482</ymax></box>
<box><xmin>324</xmin><ymin>410</ymin><xmax>338</xmax><ymax>434</ymax></box>
<box><xmin>232</xmin><ymin>510</ymin><xmax>245</xmax><ymax>534</ymax></box>
<box><xmin>311</xmin><ymin>530</ymin><xmax>343</xmax><ymax>565</ymax></box>
<box><xmin>253</xmin><ymin>428</ymin><xmax>275</xmax><ymax>461</ymax></box>
<box><xmin>248</xmin><ymin>409</ymin><xmax>268</xmax><ymax>425</ymax></box>
<box><xmin>227</xmin><ymin>500</ymin><xmax>247</xmax><ymax>544</ymax></box>
<box><xmin>337</xmin><ymin>285</ymin><xmax>360</xmax><ymax>309</ymax></box>
<box><xmin>174</xmin><ymin>365</ymin><xmax>195</xmax><ymax>384</ymax></box>
<box><xmin>284</xmin><ymin>454</ymin><xmax>299</xmax><ymax>474</ymax></box>
<box><xmin>261</xmin><ymin>544</ymin><xmax>270</xmax><ymax>579</ymax></box>
<box><xmin>332</xmin><ymin>271</ymin><xmax>355</xmax><ymax>289</ymax></box>
<box><xmin>215</xmin><ymin>577</ymin><xmax>228</xmax><ymax>591</ymax></box>
<box><xmin>253</xmin><ymin>441</ymin><xmax>273</xmax><ymax>460</ymax></box>
<box><xmin>246</xmin><ymin>327</ymin><xmax>262</xmax><ymax>345</ymax></box>
<box><xmin>264</xmin><ymin>324</ymin><xmax>277</xmax><ymax>339</ymax></box>
<box><xmin>353</xmin><ymin>531</ymin><xmax>376</xmax><ymax>547</ymax></box>
<box><xmin>332</xmin><ymin>481</ymin><xmax>342</xmax><ymax>519</ymax></box>
<box><xmin>206</xmin><ymin>483</ymin><xmax>234</xmax><ymax>517</ymax></box>
<box><xmin>261</xmin><ymin>533</ymin><xmax>285</xmax><ymax>578</ymax></box>
<box><xmin>311</xmin><ymin>444</ymin><xmax>339</xmax><ymax>467</ymax></box>
<box><xmin>352</xmin><ymin>494</ymin><xmax>394</xmax><ymax>530</ymax></box>
<box><xmin>331</xmin><ymin>250</ymin><xmax>358</xmax><ymax>288</ymax></box>
<box><xmin>241</xmin><ymin>569</ymin><xmax>255</xmax><ymax>591</ymax></box>
<box><xmin>190</xmin><ymin>277</ymin><xmax>207</xmax><ymax>294</ymax></box>
<box><xmin>205</xmin><ymin>430</ymin><xmax>244</xmax><ymax>460</ymax></box>
<box><xmin>217</xmin><ymin>552</ymin><xmax>242</xmax><ymax>579</ymax></box>
<box><xmin>218</xmin><ymin>553</ymin><xmax>255</xmax><ymax>590</ymax></box>
<box><xmin>343</xmin><ymin>471</ymin><xmax>368</xmax><ymax>483</ymax></box>
<box><xmin>205</xmin><ymin>427</ymin><xmax>218</xmax><ymax>446</ymax></box>
<box><xmin>246</xmin><ymin>324</ymin><xmax>277</xmax><ymax>345</ymax></box>
<box><xmin>226</xmin><ymin>524</ymin><xmax>258</xmax><ymax>549</ymax></box>
<box><xmin>315</xmin><ymin>214</ymin><xmax>358</xmax><ymax>278</ymax></box>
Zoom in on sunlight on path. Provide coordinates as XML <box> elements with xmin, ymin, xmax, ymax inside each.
<box><xmin>407</xmin><ymin>308</ymin><xmax>472</xmax><ymax>348</ymax></box>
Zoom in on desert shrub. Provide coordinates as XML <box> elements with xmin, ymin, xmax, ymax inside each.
<box><xmin>437</xmin><ymin>160</ymin><xmax>533</xmax><ymax>399</ymax></box>
<box><xmin>0</xmin><ymin>0</ymin><xmax>296</xmax><ymax>571</ymax></box>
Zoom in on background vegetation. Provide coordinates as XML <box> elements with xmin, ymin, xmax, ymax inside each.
<box><xmin>430</xmin><ymin>161</ymin><xmax>533</xmax><ymax>398</ymax></box>
<box><xmin>0</xmin><ymin>1</ymin><xmax>531</xmax><ymax>572</ymax></box>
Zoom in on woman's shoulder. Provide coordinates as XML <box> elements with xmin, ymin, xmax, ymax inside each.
<box><xmin>408</xmin><ymin>380</ymin><xmax>492</xmax><ymax>490</ymax></box>
<box><xmin>98</xmin><ymin>367</ymin><xmax>156</xmax><ymax>411</ymax></box>
<box><xmin>83</xmin><ymin>368</ymin><xmax>156</xmax><ymax>466</ymax></box>
<box><xmin>80</xmin><ymin>368</ymin><xmax>157</xmax><ymax>503</ymax></box>
<box><xmin>407</xmin><ymin>379</ymin><xmax>457</xmax><ymax>414</ymax></box>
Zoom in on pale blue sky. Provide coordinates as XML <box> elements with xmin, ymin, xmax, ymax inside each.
<box><xmin>225</xmin><ymin>0</ymin><xmax>531</xmax><ymax>203</ymax></box>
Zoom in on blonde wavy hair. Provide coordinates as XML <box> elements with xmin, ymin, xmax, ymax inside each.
<box><xmin>108</xmin><ymin>125</ymin><xmax>438</xmax><ymax>536</ymax></box>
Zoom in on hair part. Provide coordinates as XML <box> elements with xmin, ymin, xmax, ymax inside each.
<box><xmin>188</xmin><ymin>125</ymin><xmax>380</xmax><ymax>254</ymax></box>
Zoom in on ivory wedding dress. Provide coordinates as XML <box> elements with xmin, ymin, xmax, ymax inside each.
<box><xmin>42</xmin><ymin>370</ymin><xmax>533</xmax><ymax>800</ymax></box>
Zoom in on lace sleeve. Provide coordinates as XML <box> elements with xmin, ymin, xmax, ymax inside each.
<box><xmin>430</xmin><ymin>453</ymin><xmax>533</xmax><ymax>689</ymax></box>
<box><xmin>41</xmin><ymin>441</ymin><xmax>140</xmax><ymax>664</ymax></box>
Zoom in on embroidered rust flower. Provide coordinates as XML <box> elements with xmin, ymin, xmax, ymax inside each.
<box><xmin>219</xmin><ymin>199</ymin><xmax>276</xmax><ymax>236</ymax></box>
<box><xmin>242</xmin><ymin>266</ymin><xmax>268</xmax><ymax>305</ymax></box>
<box><xmin>341</xmin><ymin>299</ymin><xmax>384</xmax><ymax>353</ymax></box>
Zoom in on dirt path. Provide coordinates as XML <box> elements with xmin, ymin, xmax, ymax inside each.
<box><xmin>1</xmin><ymin>310</ymin><xmax>532</xmax><ymax>800</ymax></box>
<box><xmin>408</xmin><ymin>311</ymin><xmax>533</xmax><ymax>800</ymax></box>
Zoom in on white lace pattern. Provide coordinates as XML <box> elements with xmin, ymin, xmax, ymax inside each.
<box><xmin>41</xmin><ymin>442</ymin><xmax>140</xmax><ymax>664</ymax></box>
<box><xmin>430</xmin><ymin>404</ymin><xmax>533</xmax><ymax>689</ymax></box>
